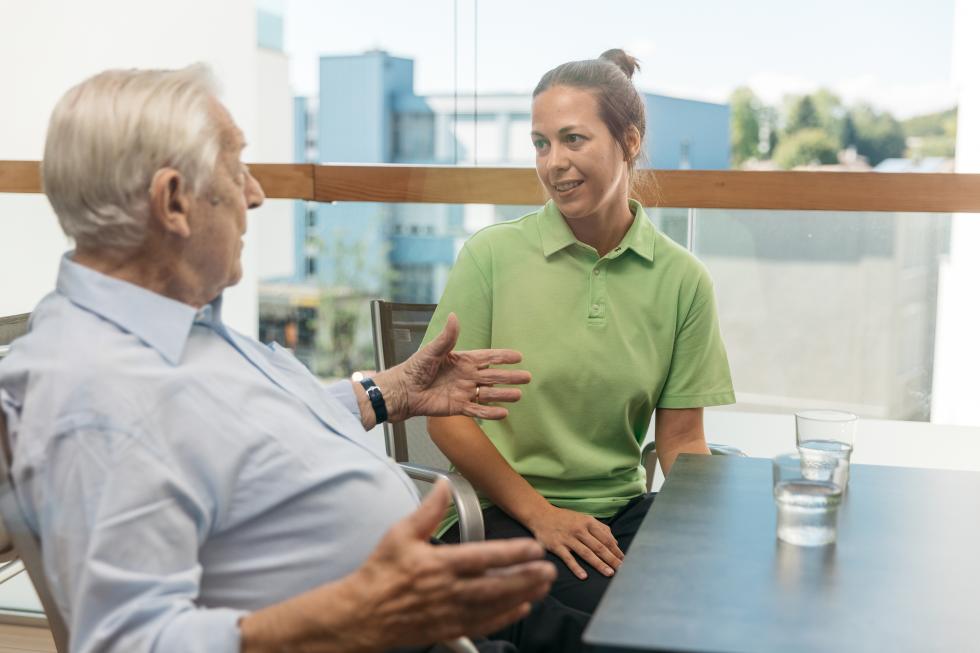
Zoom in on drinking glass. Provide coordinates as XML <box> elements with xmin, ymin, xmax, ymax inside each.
<box><xmin>773</xmin><ymin>451</ymin><xmax>837</xmax><ymax>487</ymax></box>
<box><xmin>774</xmin><ymin>480</ymin><xmax>843</xmax><ymax>546</ymax></box>
<box><xmin>796</xmin><ymin>410</ymin><xmax>856</xmax><ymax>489</ymax></box>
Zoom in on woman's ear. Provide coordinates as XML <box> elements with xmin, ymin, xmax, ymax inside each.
<box><xmin>149</xmin><ymin>168</ymin><xmax>192</xmax><ymax>239</ymax></box>
<box><xmin>624</xmin><ymin>126</ymin><xmax>642</xmax><ymax>162</ymax></box>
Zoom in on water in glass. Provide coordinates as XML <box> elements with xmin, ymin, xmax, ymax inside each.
<box><xmin>798</xmin><ymin>439</ymin><xmax>852</xmax><ymax>489</ymax></box>
<box><xmin>774</xmin><ymin>480</ymin><xmax>842</xmax><ymax>546</ymax></box>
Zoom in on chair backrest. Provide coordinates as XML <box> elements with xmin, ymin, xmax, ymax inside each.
<box><xmin>370</xmin><ymin>302</ymin><xmax>454</xmax><ymax>474</ymax></box>
<box><xmin>0</xmin><ymin>313</ymin><xmax>29</xmax><ymax>360</ymax></box>
<box><xmin>0</xmin><ymin>315</ymin><xmax>70</xmax><ymax>651</ymax></box>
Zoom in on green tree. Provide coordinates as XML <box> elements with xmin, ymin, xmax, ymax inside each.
<box><xmin>849</xmin><ymin>104</ymin><xmax>906</xmax><ymax>165</ymax></box>
<box><xmin>772</xmin><ymin>128</ymin><xmax>839</xmax><ymax>169</ymax></box>
<box><xmin>903</xmin><ymin>107</ymin><xmax>957</xmax><ymax>159</ymax></box>
<box><xmin>730</xmin><ymin>86</ymin><xmax>762</xmax><ymax>165</ymax></box>
<box><xmin>810</xmin><ymin>88</ymin><xmax>849</xmax><ymax>148</ymax></box>
<box><xmin>783</xmin><ymin>95</ymin><xmax>821</xmax><ymax>134</ymax></box>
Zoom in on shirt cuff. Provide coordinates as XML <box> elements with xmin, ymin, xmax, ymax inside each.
<box><xmin>325</xmin><ymin>379</ymin><xmax>360</xmax><ymax>419</ymax></box>
<box><xmin>154</xmin><ymin>607</ymin><xmax>248</xmax><ymax>653</ymax></box>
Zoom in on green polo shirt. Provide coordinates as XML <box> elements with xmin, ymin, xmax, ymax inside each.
<box><xmin>422</xmin><ymin>200</ymin><xmax>735</xmax><ymax>524</ymax></box>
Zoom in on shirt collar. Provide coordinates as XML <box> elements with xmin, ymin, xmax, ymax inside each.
<box><xmin>538</xmin><ymin>199</ymin><xmax>657</xmax><ymax>262</ymax></box>
<box><xmin>55</xmin><ymin>252</ymin><xmax>217</xmax><ymax>365</ymax></box>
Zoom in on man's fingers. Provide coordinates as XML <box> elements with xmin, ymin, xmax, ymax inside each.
<box><xmin>470</xmin><ymin>387</ymin><xmax>522</xmax><ymax>404</ymax></box>
<box><xmin>467</xmin><ymin>348</ymin><xmax>524</xmax><ymax>367</ymax></box>
<box><xmin>463</xmin><ymin>404</ymin><xmax>510</xmax><ymax>420</ymax></box>
<box><xmin>440</xmin><ymin>538</ymin><xmax>546</xmax><ymax>575</ymax></box>
<box><xmin>403</xmin><ymin>479</ymin><xmax>451</xmax><ymax>539</ymax></box>
<box><xmin>454</xmin><ymin>561</ymin><xmax>555</xmax><ymax>604</ymax></box>
<box><xmin>424</xmin><ymin>313</ymin><xmax>460</xmax><ymax>359</ymax></box>
<box><xmin>462</xmin><ymin>602</ymin><xmax>534</xmax><ymax>639</ymax></box>
<box><xmin>476</xmin><ymin>369</ymin><xmax>532</xmax><ymax>386</ymax></box>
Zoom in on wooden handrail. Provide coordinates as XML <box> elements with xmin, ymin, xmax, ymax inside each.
<box><xmin>3</xmin><ymin>160</ymin><xmax>980</xmax><ymax>212</ymax></box>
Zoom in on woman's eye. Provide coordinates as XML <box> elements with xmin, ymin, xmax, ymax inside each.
<box><xmin>532</xmin><ymin>139</ymin><xmax>548</xmax><ymax>150</ymax></box>
<box><xmin>567</xmin><ymin>134</ymin><xmax>583</xmax><ymax>144</ymax></box>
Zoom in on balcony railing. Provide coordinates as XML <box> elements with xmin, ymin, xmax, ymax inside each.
<box><xmin>3</xmin><ymin>161</ymin><xmax>980</xmax><ymax>212</ymax></box>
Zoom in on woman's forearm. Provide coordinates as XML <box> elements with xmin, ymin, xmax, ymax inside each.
<box><xmin>654</xmin><ymin>407</ymin><xmax>709</xmax><ymax>476</ymax></box>
<box><xmin>427</xmin><ymin>416</ymin><xmax>552</xmax><ymax>526</ymax></box>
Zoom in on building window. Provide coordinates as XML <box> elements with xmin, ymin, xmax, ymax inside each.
<box><xmin>305</xmin><ymin>256</ymin><xmax>317</xmax><ymax>277</ymax></box>
<box><xmin>306</xmin><ymin>208</ymin><xmax>317</xmax><ymax>228</ymax></box>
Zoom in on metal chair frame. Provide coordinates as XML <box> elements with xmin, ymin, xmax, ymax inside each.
<box><xmin>370</xmin><ymin>301</ymin><xmax>485</xmax><ymax>542</ymax></box>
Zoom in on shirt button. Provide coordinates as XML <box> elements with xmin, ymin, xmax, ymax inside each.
<box><xmin>593</xmin><ymin>269</ymin><xmax>600</xmax><ymax>275</ymax></box>
<box><xmin>591</xmin><ymin>304</ymin><xmax>600</xmax><ymax>313</ymax></box>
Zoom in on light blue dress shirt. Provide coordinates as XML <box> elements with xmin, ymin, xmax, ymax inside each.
<box><xmin>0</xmin><ymin>254</ymin><xmax>420</xmax><ymax>653</ymax></box>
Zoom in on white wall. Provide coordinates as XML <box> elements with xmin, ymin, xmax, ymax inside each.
<box><xmin>0</xmin><ymin>0</ymin><xmax>279</xmax><ymax>335</ymax></box>
<box><xmin>254</xmin><ymin>47</ymin><xmax>296</xmax><ymax>281</ymax></box>
<box><xmin>931</xmin><ymin>0</ymin><xmax>980</xmax><ymax>425</ymax></box>
<box><xmin>648</xmin><ymin>409</ymin><xmax>980</xmax><ymax>491</ymax></box>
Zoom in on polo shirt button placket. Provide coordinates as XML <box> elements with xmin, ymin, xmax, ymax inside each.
<box><xmin>589</xmin><ymin>262</ymin><xmax>605</xmax><ymax>321</ymax></box>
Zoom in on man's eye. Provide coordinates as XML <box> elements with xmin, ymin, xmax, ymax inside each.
<box><xmin>567</xmin><ymin>134</ymin><xmax>583</xmax><ymax>144</ymax></box>
<box><xmin>532</xmin><ymin>139</ymin><xmax>548</xmax><ymax>150</ymax></box>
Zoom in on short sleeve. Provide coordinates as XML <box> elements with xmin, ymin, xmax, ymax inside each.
<box><xmin>657</xmin><ymin>273</ymin><xmax>736</xmax><ymax>409</ymax></box>
<box><xmin>421</xmin><ymin>243</ymin><xmax>493</xmax><ymax>352</ymax></box>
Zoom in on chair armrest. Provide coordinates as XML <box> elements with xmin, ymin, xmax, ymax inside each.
<box><xmin>398</xmin><ymin>463</ymin><xmax>485</xmax><ymax>543</ymax></box>
<box><xmin>708</xmin><ymin>444</ymin><xmax>747</xmax><ymax>457</ymax></box>
<box><xmin>641</xmin><ymin>442</ymin><xmax>748</xmax><ymax>491</ymax></box>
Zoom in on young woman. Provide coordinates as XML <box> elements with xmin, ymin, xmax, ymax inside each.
<box><xmin>423</xmin><ymin>49</ymin><xmax>735</xmax><ymax>614</ymax></box>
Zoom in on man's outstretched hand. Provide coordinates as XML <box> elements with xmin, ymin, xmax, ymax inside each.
<box><xmin>367</xmin><ymin>313</ymin><xmax>532</xmax><ymax>425</ymax></box>
<box><xmin>241</xmin><ymin>481</ymin><xmax>556</xmax><ymax>653</ymax></box>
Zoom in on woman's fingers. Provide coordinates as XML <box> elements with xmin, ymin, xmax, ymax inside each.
<box><xmin>553</xmin><ymin>545</ymin><xmax>588</xmax><ymax>580</ymax></box>
<box><xmin>587</xmin><ymin>521</ymin><xmax>625</xmax><ymax>561</ymax></box>
<box><xmin>568</xmin><ymin>538</ymin><xmax>616</xmax><ymax>577</ymax></box>
<box><xmin>579</xmin><ymin>531</ymin><xmax>622</xmax><ymax>572</ymax></box>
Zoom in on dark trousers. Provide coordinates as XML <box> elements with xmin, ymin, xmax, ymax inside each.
<box><xmin>440</xmin><ymin>493</ymin><xmax>656</xmax><ymax>652</ymax></box>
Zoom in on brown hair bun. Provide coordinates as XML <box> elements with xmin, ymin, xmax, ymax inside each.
<box><xmin>599</xmin><ymin>49</ymin><xmax>640</xmax><ymax>80</ymax></box>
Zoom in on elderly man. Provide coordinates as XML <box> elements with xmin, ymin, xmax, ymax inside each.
<box><xmin>0</xmin><ymin>65</ymin><xmax>560</xmax><ymax>652</ymax></box>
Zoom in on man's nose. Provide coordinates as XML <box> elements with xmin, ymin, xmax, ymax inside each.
<box><xmin>246</xmin><ymin>171</ymin><xmax>265</xmax><ymax>209</ymax></box>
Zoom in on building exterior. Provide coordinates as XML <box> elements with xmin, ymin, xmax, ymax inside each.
<box><xmin>272</xmin><ymin>50</ymin><xmax>730</xmax><ymax>300</ymax></box>
<box><xmin>0</xmin><ymin>0</ymin><xmax>293</xmax><ymax>337</ymax></box>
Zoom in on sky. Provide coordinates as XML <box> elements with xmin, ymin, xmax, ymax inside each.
<box><xmin>283</xmin><ymin>0</ymin><xmax>959</xmax><ymax>119</ymax></box>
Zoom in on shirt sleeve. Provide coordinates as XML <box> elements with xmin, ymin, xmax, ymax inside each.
<box><xmin>657</xmin><ymin>273</ymin><xmax>736</xmax><ymax>409</ymax></box>
<box><xmin>324</xmin><ymin>379</ymin><xmax>360</xmax><ymax>419</ymax></box>
<box><xmin>421</xmin><ymin>242</ymin><xmax>493</xmax><ymax>351</ymax></box>
<box><xmin>17</xmin><ymin>424</ymin><xmax>246</xmax><ymax>653</ymax></box>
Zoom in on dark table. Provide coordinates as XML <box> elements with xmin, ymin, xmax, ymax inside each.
<box><xmin>583</xmin><ymin>454</ymin><xmax>980</xmax><ymax>652</ymax></box>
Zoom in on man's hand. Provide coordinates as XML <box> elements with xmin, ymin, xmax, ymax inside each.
<box><xmin>525</xmin><ymin>505</ymin><xmax>625</xmax><ymax>581</ymax></box>
<box><xmin>372</xmin><ymin>313</ymin><xmax>532</xmax><ymax>424</ymax></box>
<box><xmin>349</xmin><ymin>480</ymin><xmax>555</xmax><ymax>648</ymax></box>
<box><xmin>241</xmin><ymin>481</ymin><xmax>556</xmax><ymax>653</ymax></box>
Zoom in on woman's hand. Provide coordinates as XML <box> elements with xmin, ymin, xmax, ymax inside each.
<box><xmin>525</xmin><ymin>505</ymin><xmax>625</xmax><ymax>580</ymax></box>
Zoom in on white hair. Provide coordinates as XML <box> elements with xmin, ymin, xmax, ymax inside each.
<box><xmin>41</xmin><ymin>64</ymin><xmax>222</xmax><ymax>250</ymax></box>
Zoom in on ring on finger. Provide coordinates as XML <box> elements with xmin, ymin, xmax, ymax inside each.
<box><xmin>474</xmin><ymin>385</ymin><xmax>481</xmax><ymax>403</ymax></box>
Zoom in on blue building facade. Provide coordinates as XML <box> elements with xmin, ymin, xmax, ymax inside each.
<box><xmin>281</xmin><ymin>51</ymin><xmax>731</xmax><ymax>302</ymax></box>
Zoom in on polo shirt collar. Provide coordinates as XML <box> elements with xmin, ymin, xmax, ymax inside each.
<box><xmin>538</xmin><ymin>199</ymin><xmax>657</xmax><ymax>262</ymax></box>
<box><xmin>55</xmin><ymin>252</ymin><xmax>212</xmax><ymax>365</ymax></box>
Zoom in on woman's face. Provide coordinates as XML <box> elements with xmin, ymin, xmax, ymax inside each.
<box><xmin>531</xmin><ymin>85</ymin><xmax>633</xmax><ymax>223</ymax></box>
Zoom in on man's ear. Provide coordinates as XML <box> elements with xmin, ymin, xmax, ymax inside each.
<box><xmin>149</xmin><ymin>168</ymin><xmax>192</xmax><ymax>239</ymax></box>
